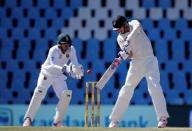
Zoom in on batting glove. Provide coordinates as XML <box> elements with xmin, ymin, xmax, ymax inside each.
<box><xmin>118</xmin><ymin>50</ymin><xmax>129</xmax><ymax>60</ymax></box>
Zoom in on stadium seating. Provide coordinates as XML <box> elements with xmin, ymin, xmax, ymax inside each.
<box><xmin>0</xmin><ymin>0</ymin><xmax>191</xmax><ymax>105</ymax></box>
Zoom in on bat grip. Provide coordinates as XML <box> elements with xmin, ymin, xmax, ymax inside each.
<box><xmin>111</xmin><ymin>57</ymin><xmax>122</xmax><ymax>69</ymax></box>
<box><xmin>114</xmin><ymin>57</ymin><xmax>122</xmax><ymax>65</ymax></box>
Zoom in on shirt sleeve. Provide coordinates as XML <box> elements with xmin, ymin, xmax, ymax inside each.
<box><xmin>43</xmin><ymin>47</ymin><xmax>63</xmax><ymax>73</ymax></box>
<box><xmin>117</xmin><ymin>36</ymin><xmax>125</xmax><ymax>50</ymax></box>
<box><xmin>69</xmin><ymin>46</ymin><xmax>80</xmax><ymax>66</ymax></box>
<box><xmin>126</xmin><ymin>20</ymin><xmax>141</xmax><ymax>41</ymax></box>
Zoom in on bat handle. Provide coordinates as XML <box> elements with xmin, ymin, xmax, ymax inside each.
<box><xmin>112</xmin><ymin>57</ymin><xmax>122</xmax><ymax>68</ymax></box>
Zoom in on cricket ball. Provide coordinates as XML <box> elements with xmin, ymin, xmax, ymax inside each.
<box><xmin>86</xmin><ymin>69</ymin><xmax>92</xmax><ymax>74</ymax></box>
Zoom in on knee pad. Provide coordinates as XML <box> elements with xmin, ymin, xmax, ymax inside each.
<box><xmin>54</xmin><ymin>90</ymin><xmax>72</xmax><ymax>123</ymax></box>
<box><xmin>33</xmin><ymin>86</ymin><xmax>47</xmax><ymax>99</ymax></box>
<box><xmin>60</xmin><ymin>90</ymin><xmax>72</xmax><ymax>103</ymax></box>
<box><xmin>24</xmin><ymin>86</ymin><xmax>47</xmax><ymax>121</ymax></box>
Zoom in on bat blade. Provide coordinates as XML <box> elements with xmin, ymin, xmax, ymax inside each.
<box><xmin>96</xmin><ymin>57</ymin><xmax>122</xmax><ymax>90</ymax></box>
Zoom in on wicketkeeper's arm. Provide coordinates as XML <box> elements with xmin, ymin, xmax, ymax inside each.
<box><xmin>43</xmin><ymin>48</ymin><xmax>63</xmax><ymax>74</ymax></box>
<box><xmin>68</xmin><ymin>46</ymin><xmax>84</xmax><ymax>79</ymax></box>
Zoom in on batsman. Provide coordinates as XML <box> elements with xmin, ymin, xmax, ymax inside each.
<box><xmin>22</xmin><ymin>34</ymin><xmax>84</xmax><ymax>127</ymax></box>
<box><xmin>103</xmin><ymin>16</ymin><xmax>169</xmax><ymax>128</ymax></box>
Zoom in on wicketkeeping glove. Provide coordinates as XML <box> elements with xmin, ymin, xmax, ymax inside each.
<box><xmin>62</xmin><ymin>64</ymin><xmax>72</xmax><ymax>75</ymax></box>
<box><xmin>71</xmin><ymin>64</ymin><xmax>84</xmax><ymax>79</ymax></box>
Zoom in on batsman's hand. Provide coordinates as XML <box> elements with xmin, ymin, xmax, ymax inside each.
<box><xmin>118</xmin><ymin>50</ymin><xmax>129</xmax><ymax>60</ymax></box>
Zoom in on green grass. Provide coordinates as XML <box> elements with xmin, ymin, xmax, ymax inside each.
<box><xmin>0</xmin><ymin>127</ymin><xmax>192</xmax><ymax>131</ymax></box>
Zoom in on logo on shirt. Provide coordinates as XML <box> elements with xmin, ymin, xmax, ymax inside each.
<box><xmin>51</xmin><ymin>57</ymin><xmax>54</xmax><ymax>61</ymax></box>
<box><xmin>66</xmin><ymin>54</ymin><xmax>69</xmax><ymax>58</ymax></box>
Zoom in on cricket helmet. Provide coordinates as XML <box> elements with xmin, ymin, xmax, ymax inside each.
<box><xmin>112</xmin><ymin>16</ymin><xmax>127</xmax><ymax>31</ymax></box>
<box><xmin>57</xmin><ymin>34</ymin><xmax>72</xmax><ymax>46</ymax></box>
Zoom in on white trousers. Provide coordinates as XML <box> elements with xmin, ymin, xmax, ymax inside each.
<box><xmin>109</xmin><ymin>56</ymin><xmax>169</xmax><ymax>122</ymax></box>
<box><xmin>24</xmin><ymin>72</ymin><xmax>68</xmax><ymax>121</ymax></box>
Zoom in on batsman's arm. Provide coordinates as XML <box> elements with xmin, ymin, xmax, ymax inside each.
<box><xmin>126</xmin><ymin>20</ymin><xmax>140</xmax><ymax>41</ymax></box>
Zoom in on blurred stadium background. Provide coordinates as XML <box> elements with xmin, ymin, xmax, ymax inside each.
<box><xmin>0</xmin><ymin>0</ymin><xmax>192</xmax><ymax>128</ymax></box>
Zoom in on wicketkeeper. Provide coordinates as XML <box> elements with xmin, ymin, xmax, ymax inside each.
<box><xmin>23</xmin><ymin>34</ymin><xmax>84</xmax><ymax>127</ymax></box>
<box><xmin>108</xmin><ymin>16</ymin><xmax>169</xmax><ymax>128</ymax></box>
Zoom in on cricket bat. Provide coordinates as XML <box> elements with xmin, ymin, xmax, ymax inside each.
<box><xmin>96</xmin><ymin>57</ymin><xmax>122</xmax><ymax>90</ymax></box>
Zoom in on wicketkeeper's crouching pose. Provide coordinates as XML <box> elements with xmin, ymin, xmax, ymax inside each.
<box><xmin>23</xmin><ymin>34</ymin><xmax>84</xmax><ymax>127</ymax></box>
<box><xmin>108</xmin><ymin>16</ymin><xmax>169</xmax><ymax>128</ymax></box>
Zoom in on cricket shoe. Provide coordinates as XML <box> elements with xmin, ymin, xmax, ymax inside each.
<box><xmin>52</xmin><ymin>121</ymin><xmax>64</xmax><ymax>127</ymax></box>
<box><xmin>157</xmin><ymin>117</ymin><xmax>168</xmax><ymax>128</ymax></box>
<box><xmin>22</xmin><ymin>117</ymin><xmax>32</xmax><ymax>127</ymax></box>
<box><xmin>109</xmin><ymin>121</ymin><xmax>119</xmax><ymax>128</ymax></box>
